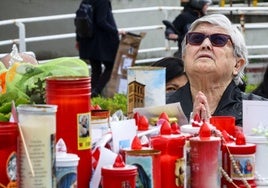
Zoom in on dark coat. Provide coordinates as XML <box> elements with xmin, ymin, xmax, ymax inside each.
<box><xmin>166</xmin><ymin>81</ymin><xmax>267</xmax><ymax>126</ymax></box>
<box><xmin>252</xmin><ymin>66</ymin><xmax>268</xmax><ymax>98</ymax></box>
<box><xmin>171</xmin><ymin>4</ymin><xmax>204</xmax><ymax>52</ymax></box>
<box><xmin>167</xmin><ymin>81</ymin><xmax>243</xmax><ymax>126</ymax></box>
<box><xmin>76</xmin><ymin>0</ymin><xmax>119</xmax><ymax>62</ymax></box>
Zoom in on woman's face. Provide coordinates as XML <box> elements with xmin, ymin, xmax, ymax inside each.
<box><xmin>166</xmin><ymin>74</ymin><xmax>188</xmax><ymax>93</ymax></box>
<box><xmin>183</xmin><ymin>23</ymin><xmax>243</xmax><ymax>84</ymax></box>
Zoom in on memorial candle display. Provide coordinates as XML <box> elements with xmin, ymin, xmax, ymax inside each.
<box><xmin>189</xmin><ymin>121</ymin><xmax>221</xmax><ymax>188</ymax></box>
<box><xmin>17</xmin><ymin>104</ymin><xmax>57</xmax><ymax>188</ymax></box>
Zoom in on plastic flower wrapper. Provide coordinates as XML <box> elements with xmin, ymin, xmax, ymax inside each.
<box><xmin>8</xmin><ymin>44</ymin><xmax>23</xmax><ymax>67</ymax></box>
<box><xmin>110</xmin><ymin>109</ymin><xmax>127</xmax><ymax>122</ymax></box>
<box><xmin>0</xmin><ymin>57</ymin><xmax>89</xmax><ymax>121</ymax></box>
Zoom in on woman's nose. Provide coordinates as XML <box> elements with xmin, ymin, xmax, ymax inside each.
<box><xmin>200</xmin><ymin>38</ymin><xmax>212</xmax><ymax>50</ymax></box>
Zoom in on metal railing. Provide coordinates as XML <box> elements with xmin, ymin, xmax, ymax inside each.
<box><xmin>0</xmin><ymin>6</ymin><xmax>268</xmax><ymax>64</ymax></box>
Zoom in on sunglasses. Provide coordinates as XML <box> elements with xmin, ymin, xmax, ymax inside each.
<box><xmin>186</xmin><ymin>32</ymin><xmax>233</xmax><ymax>47</ymax></box>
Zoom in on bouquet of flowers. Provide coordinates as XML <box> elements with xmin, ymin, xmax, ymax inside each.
<box><xmin>0</xmin><ymin>56</ymin><xmax>89</xmax><ymax>121</ymax></box>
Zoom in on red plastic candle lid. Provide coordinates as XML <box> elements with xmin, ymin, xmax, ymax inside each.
<box><xmin>158</xmin><ymin>112</ymin><xmax>169</xmax><ymax>122</ymax></box>
<box><xmin>171</xmin><ymin>122</ymin><xmax>181</xmax><ymax>134</ymax></box>
<box><xmin>225</xmin><ymin>142</ymin><xmax>256</xmax><ymax>154</ymax></box>
<box><xmin>199</xmin><ymin>121</ymin><xmax>211</xmax><ymax>140</ymax></box>
<box><xmin>131</xmin><ymin>136</ymin><xmax>142</xmax><ymax>150</ymax></box>
<box><xmin>113</xmin><ymin>154</ymin><xmax>125</xmax><ymax>168</ymax></box>
<box><xmin>138</xmin><ymin>115</ymin><xmax>149</xmax><ymax>131</ymax></box>
<box><xmin>160</xmin><ymin>120</ymin><xmax>171</xmax><ymax>135</ymax></box>
<box><xmin>236</xmin><ymin>132</ymin><xmax>246</xmax><ymax>145</ymax></box>
<box><xmin>190</xmin><ymin>121</ymin><xmax>220</xmax><ymax>142</ymax></box>
<box><xmin>101</xmin><ymin>164</ymin><xmax>137</xmax><ymax>175</ymax></box>
<box><xmin>192</xmin><ymin>113</ymin><xmax>202</xmax><ymax>127</ymax></box>
<box><xmin>102</xmin><ymin>154</ymin><xmax>137</xmax><ymax>175</ymax></box>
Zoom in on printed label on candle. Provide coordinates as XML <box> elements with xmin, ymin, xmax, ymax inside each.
<box><xmin>4</xmin><ymin>152</ymin><xmax>17</xmax><ymax>187</ymax></box>
<box><xmin>17</xmin><ymin>104</ymin><xmax>57</xmax><ymax>188</ymax></box>
<box><xmin>77</xmin><ymin>113</ymin><xmax>91</xmax><ymax>150</ymax></box>
<box><xmin>56</xmin><ymin>165</ymin><xmax>77</xmax><ymax>187</ymax></box>
<box><xmin>230</xmin><ymin>154</ymin><xmax>255</xmax><ymax>180</ymax></box>
<box><xmin>175</xmin><ymin>158</ymin><xmax>186</xmax><ymax>187</ymax></box>
<box><xmin>184</xmin><ymin>140</ymin><xmax>191</xmax><ymax>188</ymax></box>
<box><xmin>19</xmin><ymin>134</ymin><xmax>56</xmax><ymax>187</ymax></box>
<box><xmin>126</xmin><ymin>155</ymin><xmax>153</xmax><ymax>187</ymax></box>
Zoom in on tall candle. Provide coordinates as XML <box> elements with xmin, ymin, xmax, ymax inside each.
<box><xmin>17</xmin><ymin>104</ymin><xmax>57</xmax><ymax>188</ymax></box>
<box><xmin>189</xmin><ymin>121</ymin><xmax>221</xmax><ymax>188</ymax></box>
<box><xmin>151</xmin><ymin>135</ymin><xmax>186</xmax><ymax>188</ymax></box>
<box><xmin>46</xmin><ymin>76</ymin><xmax>92</xmax><ymax>187</ymax></box>
<box><xmin>189</xmin><ymin>137</ymin><xmax>221</xmax><ymax>188</ymax></box>
<box><xmin>0</xmin><ymin>122</ymin><xmax>18</xmax><ymax>188</ymax></box>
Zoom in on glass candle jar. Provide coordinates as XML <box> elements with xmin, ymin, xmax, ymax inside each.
<box><xmin>17</xmin><ymin>104</ymin><xmax>57</xmax><ymax>188</ymax></box>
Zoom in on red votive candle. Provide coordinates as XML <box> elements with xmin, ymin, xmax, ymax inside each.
<box><xmin>101</xmin><ymin>154</ymin><xmax>137</xmax><ymax>188</ymax></box>
<box><xmin>46</xmin><ymin>76</ymin><xmax>92</xmax><ymax>188</ymax></box>
<box><xmin>189</xmin><ymin>136</ymin><xmax>221</xmax><ymax>188</ymax></box>
<box><xmin>0</xmin><ymin>122</ymin><xmax>18</xmax><ymax>188</ymax></box>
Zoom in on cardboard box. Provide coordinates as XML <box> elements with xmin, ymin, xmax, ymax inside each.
<box><xmin>105</xmin><ymin>32</ymin><xmax>146</xmax><ymax>97</ymax></box>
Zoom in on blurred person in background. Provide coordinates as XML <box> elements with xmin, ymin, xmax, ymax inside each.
<box><xmin>252</xmin><ymin>66</ymin><xmax>268</xmax><ymax>99</ymax></box>
<box><xmin>76</xmin><ymin>0</ymin><xmax>121</xmax><ymax>98</ymax></box>
<box><xmin>164</xmin><ymin>0</ymin><xmax>212</xmax><ymax>58</ymax></box>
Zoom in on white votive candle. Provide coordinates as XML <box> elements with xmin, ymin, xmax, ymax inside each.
<box><xmin>17</xmin><ymin>104</ymin><xmax>57</xmax><ymax>188</ymax></box>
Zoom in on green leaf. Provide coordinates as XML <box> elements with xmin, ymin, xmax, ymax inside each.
<box><xmin>91</xmin><ymin>94</ymin><xmax>127</xmax><ymax>115</ymax></box>
<box><xmin>0</xmin><ymin>112</ymin><xmax>9</xmax><ymax>122</ymax></box>
<box><xmin>0</xmin><ymin>101</ymin><xmax>12</xmax><ymax>114</ymax></box>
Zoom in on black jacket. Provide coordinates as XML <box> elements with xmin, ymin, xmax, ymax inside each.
<box><xmin>76</xmin><ymin>0</ymin><xmax>119</xmax><ymax>62</ymax></box>
<box><xmin>166</xmin><ymin>81</ymin><xmax>267</xmax><ymax>126</ymax></box>
<box><xmin>171</xmin><ymin>5</ymin><xmax>204</xmax><ymax>51</ymax></box>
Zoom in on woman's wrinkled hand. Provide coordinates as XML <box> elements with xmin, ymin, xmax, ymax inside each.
<box><xmin>192</xmin><ymin>91</ymin><xmax>211</xmax><ymax>122</ymax></box>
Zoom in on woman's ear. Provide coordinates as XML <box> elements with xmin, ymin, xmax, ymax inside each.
<box><xmin>233</xmin><ymin>58</ymin><xmax>245</xmax><ymax>76</ymax></box>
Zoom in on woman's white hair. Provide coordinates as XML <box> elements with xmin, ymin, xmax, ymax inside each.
<box><xmin>181</xmin><ymin>14</ymin><xmax>248</xmax><ymax>85</ymax></box>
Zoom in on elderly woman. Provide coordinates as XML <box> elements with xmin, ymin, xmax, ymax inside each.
<box><xmin>166</xmin><ymin>14</ymin><xmax>248</xmax><ymax>126</ymax></box>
